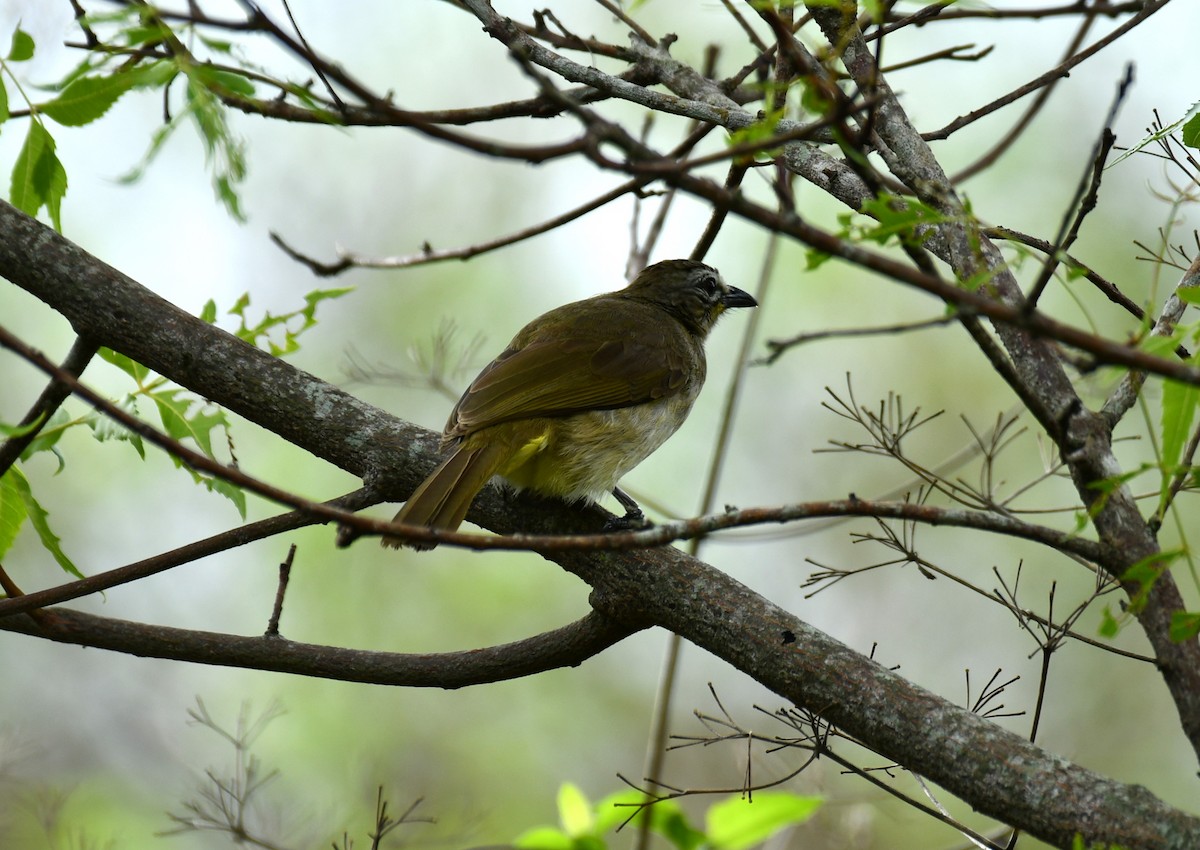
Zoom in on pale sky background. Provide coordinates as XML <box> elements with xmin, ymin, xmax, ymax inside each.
<box><xmin>1</xmin><ymin>2</ymin><xmax>1199</xmax><ymax>848</ymax></box>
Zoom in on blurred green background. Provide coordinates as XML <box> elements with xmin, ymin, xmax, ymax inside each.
<box><xmin>1</xmin><ymin>2</ymin><xmax>1198</xmax><ymax>848</ymax></box>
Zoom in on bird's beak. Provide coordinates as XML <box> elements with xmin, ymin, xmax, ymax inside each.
<box><xmin>721</xmin><ymin>286</ymin><xmax>758</xmax><ymax>309</ymax></box>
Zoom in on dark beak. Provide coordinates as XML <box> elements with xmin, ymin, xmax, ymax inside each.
<box><xmin>722</xmin><ymin>286</ymin><xmax>758</xmax><ymax>309</ymax></box>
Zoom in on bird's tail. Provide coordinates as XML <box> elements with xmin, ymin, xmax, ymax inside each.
<box><xmin>382</xmin><ymin>441</ymin><xmax>507</xmax><ymax>549</ymax></box>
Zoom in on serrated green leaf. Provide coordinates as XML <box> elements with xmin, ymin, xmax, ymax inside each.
<box><xmin>10</xmin><ymin>120</ymin><xmax>68</xmax><ymax>230</ymax></box>
<box><xmin>214</xmin><ymin>173</ymin><xmax>244</xmax><ymax>219</ymax></box>
<box><xmin>98</xmin><ymin>347</ymin><xmax>152</xmax><ymax>384</ymax></box>
<box><xmin>557</xmin><ymin>784</ymin><xmax>593</xmax><ymax>837</ymax></box>
<box><xmin>0</xmin><ymin>469</ymin><xmax>29</xmax><ymax>560</ymax></box>
<box><xmin>302</xmin><ymin>287</ymin><xmax>354</xmax><ymax>319</ymax></box>
<box><xmin>87</xmin><ymin>397</ymin><xmax>146</xmax><ymax>460</ymax></box>
<box><xmin>200</xmin><ymin>472</ymin><xmax>246</xmax><ymax>519</ymax></box>
<box><xmin>115</xmin><ymin>62</ymin><xmax>245</xmax><ymax>220</ymax></box>
<box><xmin>705</xmin><ymin>793</ymin><xmax>822</xmax><ymax>850</ymax></box>
<box><xmin>7</xmin><ymin>27</ymin><xmax>34</xmax><ymax>62</ymax></box>
<box><xmin>118</xmin><ymin>113</ymin><xmax>183</xmax><ymax>185</ymax></box>
<box><xmin>0</xmin><ymin>80</ymin><xmax>9</xmax><ymax>125</ymax></box>
<box><xmin>228</xmin><ymin>288</ymin><xmax>352</xmax><ymax>355</ymax></box>
<box><xmin>1111</xmin><ymin>101</ymin><xmax>1200</xmax><ymax>166</ymax></box>
<box><xmin>0</xmin><ymin>417</ymin><xmax>43</xmax><ymax>439</ymax></box>
<box><xmin>1160</xmin><ymin>377</ymin><xmax>1199</xmax><ymax>474</ymax></box>
<box><xmin>147</xmin><ymin>389</ymin><xmax>244</xmax><ymax>516</ymax></box>
<box><xmin>1183</xmin><ymin>111</ymin><xmax>1200</xmax><ymax>149</ymax></box>
<box><xmin>8</xmin><ymin>466</ymin><xmax>82</xmax><ymax>577</ymax></box>
<box><xmin>1170</xmin><ymin>611</ymin><xmax>1200</xmax><ymax>642</ymax></box>
<box><xmin>16</xmin><ymin>409</ymin><xmax>69</xmax><ymax>466</ymax></box>
<box><xmin>183</xmin><ymin>76</ymin><xmax>247</xmax><ymax>220</ymax></box>
<box><xmin>152</xmin><ymin>388</ymin><xmax>224</xmax><ymax>458</ymax></box>
<box><xmin>228</xmin><ymin>292</ymin><xmax>251</xmax><ymax>317</ymax></box>
<box><xmin>40</xmin><ymin>72</ymin><xmax>138</xmax><ymax>127</ymax></box>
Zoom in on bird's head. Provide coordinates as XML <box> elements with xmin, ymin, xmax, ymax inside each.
<box><xmin>623</xmin><ymin>259</ymin><xmax>757</xmax><ymax>337</ymax></box>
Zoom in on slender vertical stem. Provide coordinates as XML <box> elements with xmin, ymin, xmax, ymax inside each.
<box><xmin>635</xmin><ymin>236</ymin><xmax>778</xmax><ymax>850</ymax></box>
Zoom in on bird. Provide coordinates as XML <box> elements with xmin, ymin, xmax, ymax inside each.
<box><xmin>382</xmin><ymin>259</ymin><xmax>756</xmax><ymax>549</ymax></box>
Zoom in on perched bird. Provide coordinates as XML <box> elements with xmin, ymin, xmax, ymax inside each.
<box><xmin>383</xmin><ymin>259</ymin><xmax>756</xmax><ymax>548</ymax></box>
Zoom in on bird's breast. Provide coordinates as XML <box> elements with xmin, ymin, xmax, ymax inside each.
<box><xmin>497</xmin><ymin>387</ymin><xmax>701</xmax><ymax>502</ymax></box>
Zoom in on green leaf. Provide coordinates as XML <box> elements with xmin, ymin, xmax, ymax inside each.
<box><xmin>0</xmin><ymin>78</ymin><xmax>9</xmax><ymax>125</ymax></box>
<box><xmin>512</xmin><ymin>826</ymin><xmax>574</xmax><ymax>850</ymax></box>
<box><xmin>727</xmin><ymin>106</ymin><xmax>786</xmax><ymax>160</ymax></box>
<box><xmin>0</xmin><ymin>418</ymin><xmax>43</xmax><ymax>439</ymax></box>
<box><xmin>183</xmin><ymin>76</ymin><xmax>247</xmax><ymax>220</ymax></box>
<box><xmin>87</xmin><ymin>397</ymin><xmax>146</xmax><ymax>460</ymax></box>
<box><xmin>1158</xmin><ymin>374</ymin><xmax>1200</xmax><ymax>516</ymax></box>
<box><xmin>99</xmin><ymin>347</ymin><xmax>152</xmax><ymax>384</ymax></box>
<box><xmin>16</xmin><ymin>409</ymin><xmax>70</xmax><ymax>466</ymax></box>
<box><xmin>40</xmin><ymin>72</ymin><xmax>138</xmax><ymax>127</ymax></box>
<box><xmin>593</xmin><ymin>792</ymin><xmax>703</xmax><ymax>850</ymax></box>
<box><xmin>192</xmin><ymin>65</ymin><xmax>256</xmax><ymax>97</ymax></box>
<box><xmin>8</xmin><ymin>466</ymin><xmax>82</xmax><ymax>577</ymax></box>
<box><xmin>658</xmin><ymin>808</ymin><xmax>707</xmax><ymax>850</ymax></box>
<box><xmin>1177</xmin><ymin>287</ymin><xmax>1200</xmax><ymax>305</ymax></box>
<box><xmin>1122</xmin><ymin>549</ymin><xmax>1184</xmax><ymax>614</ymax></box>
<box><xmin>857</xmin><ymin>194</ymin><xmax>943</xmax><ymax>248</ymax></box>
<box><xmin>1170</xmin><ymin>611</ymin><xmax>1200</xmax><ymax>642</ymax></box>
<box><xmin>196</xmin><ymin>471</ymin><xmax>247</xmax><ymax>519</ymax></box>
<box><xmin>152</xmin><ymin>388</ymin><xmax>224</xmax><ymax>458</ymax></box>
<box><xmin>0</xmin><ymin>469</ymin><xmax>29</xmax><ymax>560</ymax></box>
<box><xmin>6</xmin><ymin>27</ymin><xmax>34</xmax><ymax>61</ymax></box>
<box><xmin>1138</xmin><ymin>327</ymin><xmax>1186</xmax><ymax>359</ymax></box>
<box><xmin>558</xmin><ymin>784</ymin><xmax>594</xmax><ymax>837</ymax></box>
<box><xmin>1099</xmin><ymin>604</ymin><xmax>1123</xmax><ymax>638</ymax></box>
<box><xmin>1183</xmin><ymin>111</ymin><xmax>1200</xmax><ymax>149</ymax></box>
<box><xmin>705</xmin><ymin>793</ymin><xmax>822</xmax><ymax>850</ymax></box>
<box><xmin>116</xmin><ymin>63</ymin><xmax>246</xmax><ymax>220</ymax></box>
<box><xmin>1072</xmin><ymin>835</ymin><xmax>1129</xmax><ymax>850</ymax></box>
<box><xmin>10</xmin><ymin>120</ymin><xmax>68</xmax><ymax>230</ymax></box>
<box><xmin>804</xmin><ymin>247</ymin><xmax>832</xmax><ymax>271</ymax></box>
<box><xmin>1112</xmin><ymin>101</ymin><xmax>1199</xmax><ymax>166</ymax></box>
<box><xmin>149</xmin><ymin>389</ymin><xmax>244</xmax><ymax>517</ymax></box>
<box><xmin>593</xmin><ymin>790</ymin><xmax>651</xmax><ymax>833</ymax></box>
<box><xmin>228</xmin><ymin>288</ymin><xmax>352</xmax><ymax>355</ymax></box>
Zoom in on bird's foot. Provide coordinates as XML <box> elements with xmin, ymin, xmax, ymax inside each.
<box><xmin>602</xmin><ymin>506</ymin><xmax>652</xmax><ymax>532</ymax></box>
<box><xmin>604</xmin><ymin>486</ymin><xmax>652</xmax><ymax>532</ymax></box>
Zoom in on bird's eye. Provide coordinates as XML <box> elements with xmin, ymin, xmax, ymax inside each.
<box><xmin>698</xmin><ymin>273</ymin><xmax>721</xmax><ymax>299</ymax></box>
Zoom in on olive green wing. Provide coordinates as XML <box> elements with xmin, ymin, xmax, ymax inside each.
<box><xmin>446</xmin><ymin>330</ymin><xmax>692</xmax><ymax>438</ymax></box>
